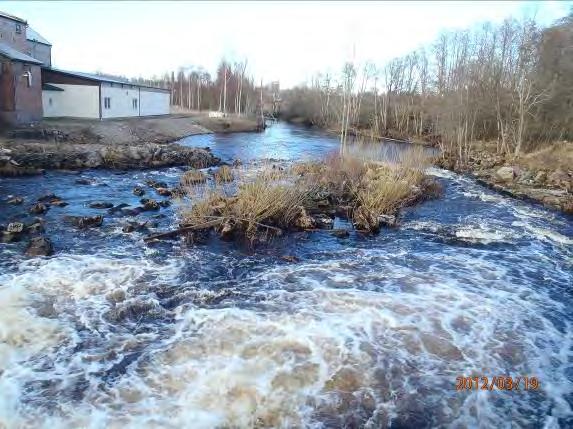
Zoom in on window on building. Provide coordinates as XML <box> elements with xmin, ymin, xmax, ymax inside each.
<box><xmin>49</xmin><ymin>98</ymin><xmax>53</xmax><ymax>106</ymax></box>
<box><xmin>132</xmin><ymin>98</ymin><xmax>138</xmax><ymax>110</ymax></box>
<box><xmin>104</xmin><ymin>97</ymin><xmax>111</xmax><ymax>109</ymax></box>
<box><xmin>15</xmin><ymin>24</ymin><xmax>21</xmax><ymax>34</ymax></box>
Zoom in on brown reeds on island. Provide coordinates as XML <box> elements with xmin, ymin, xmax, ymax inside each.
<box><xmin>174</xmin><ymin>147</ymin><xmax>441</xmax><ymax>244</ymax></box>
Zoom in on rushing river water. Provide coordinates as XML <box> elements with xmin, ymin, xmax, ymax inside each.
<box><xmin>0</xmin><ymin>123</ymin><xmax>572</xmax><ymax>428</ymax></box>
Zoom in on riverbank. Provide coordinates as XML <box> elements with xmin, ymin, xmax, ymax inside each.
<box><xmin>437</xmin><ymin>142</ymin><xmax>573</xmax><ymax>214</ymax></box>
<box><xmin>0</xmin><ymin>114</ymin><xmax>259</xmax><ymax>176</ymax></box>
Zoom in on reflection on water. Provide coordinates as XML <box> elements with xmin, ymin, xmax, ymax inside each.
<box><xmin>0</xmin><ymin>123</ymin><xmax>571</xmax><ymax>428</ymax></box>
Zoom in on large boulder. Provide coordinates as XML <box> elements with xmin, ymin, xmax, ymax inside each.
<box><xmin>25</xmin><ymin>236</ymin><xmax>54</xmax><ymax>257</ymax></box>
<box><xmin>495</xmin><ymin>166</ymin><xmax>515</xmax><ymax>182</ymax></box>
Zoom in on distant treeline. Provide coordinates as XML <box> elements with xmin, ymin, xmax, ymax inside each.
<box><xmin>280</xmin><ymin>12</ymin><xmax>573</xmax><ymax>160</ymax></box>
<box><xmin>125</xmin><ymin>60</ymin><xmax>262</xmax><ymax>116</ymax></box>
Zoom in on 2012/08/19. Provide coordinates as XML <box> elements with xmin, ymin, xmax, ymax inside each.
<box><xmin>456</xmin><ymin>376</ymin><xmax>540</xmax><ymax>391</ymax></box>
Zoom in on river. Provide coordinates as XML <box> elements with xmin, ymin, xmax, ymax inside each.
<box><xmin>0</xmin><ymin>123</ymin><xmax>572</xmax><ymax>428</ymax></box>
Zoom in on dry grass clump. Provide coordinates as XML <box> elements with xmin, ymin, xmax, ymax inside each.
<box><xmin>179</xmin><ymin>146</ymin><xmax>437</xmax><ymax>241</ymax></box>
<box><xmin>181</xmin><ymin>165</ymin><xmax>310</xmax><ymax>241</ymax></box>
<box><xmin>181</xmin><ymin>169</ymin><xmax>207</xmax><ymax>186</ymax></box>
<box><xmin>517</xmin><ymin>141</ymin><xmax>573</xmax><ymax>172</ymax></box>
<box><xmin>213</xmin><ymin>165</ymin><xmax>234</xmax><ymax>183</ymax></box>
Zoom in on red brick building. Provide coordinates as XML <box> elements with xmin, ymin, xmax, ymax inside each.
<box><xmin>0</xmin><ymin>11</ymin><xmax>47</xmax><ymax>125</ymax></box>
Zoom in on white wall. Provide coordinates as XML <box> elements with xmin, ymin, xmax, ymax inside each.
<box><xmin>42</xmin><ymin>84</ymin><xmax>99</xmax><ymax>118</ymax></box>
<box><xmin>100</xmin><ymin>83</ymin><xmax>140</xmax><ymax>119</ymax></box>
<box><xmin>140</xmin><ymin>89</ymin><xmax>170</xmax><ymax>116</ymax></box>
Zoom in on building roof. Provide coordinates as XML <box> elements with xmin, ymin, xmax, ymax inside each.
<box><xmin>42</xmin><ymin>83</ymin><xmax>64</xmax><ymax>91</ymax></box>
<box><xmin>0</xmin><ymin>42</ymin><xmax>43</xmax><ymax>64</ymax></box>
<box><xmin>26</xmin><ymin>27</ymin><xmax>51</xmax><ymax>46</ymax></box>
<box><xmin>0</xmin><ymin>11</ymin><xmax>26</xmax><ymax>24</ymax></box>
<box><xmin>45</xmin><ymin>67</ymin><xmax>170</xmax><ymax>92</ymax></box>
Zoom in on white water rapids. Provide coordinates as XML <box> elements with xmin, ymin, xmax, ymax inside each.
<box><xmin>0</xmin><ymin>124</ymin><xmax>572</xmax><ymax>428</ymax></box>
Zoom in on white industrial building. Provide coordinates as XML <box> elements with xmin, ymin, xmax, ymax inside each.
<box><xmin>42</xmin><ymin>68</ymin><xmax>170</xmax><ymax>119</ymax></box>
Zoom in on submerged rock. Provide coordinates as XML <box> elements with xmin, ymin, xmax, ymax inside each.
<box><xmin>107</xmin><ymin>203</ymin><xmax>130</xmax><ymax>215</ymax></box>
<box><xmin>37</xmin><ymin>193</ymin><xmax>59</xmax><ymax>202</ymax></box>
<box><xmin>7</xmin><ymin>196</ymin><xmax>23</xmax><ymax>205</ymax></box>
<box><xmin>50</xmin><ymin>199</ymin><xmax>68</xmax><ymax>207</ymax></box>
<box><xmin>29</xmin><ymin>202</ymin><xmax>48</xmax><ymax>215</ymax></box>
<box><xmin>140</xmin><ymin>198</ymin><xmax>160</xmax><ymax>211</ymax></box>
<box><xmin>122</xmin><ymin>221</ymin><xmax>148</xmax><ymax>233</ymax></box>
<box><xmin>331</xmin><ymin>229</ymin><xmax>350</xmax><ymax>238</ymax></box>
<box><xmin>65</xmin><ymin>215</ymin><xmax>103</xmax><ymax>228</ymax></box>
<box><xmin>155</xmin><ymin>187</ymin><xmax>172</xmax><ymax>197</ymax></box>
<box><xmin>25</xmin><ymin>236</ymin><xmax>53</xmax><ymax>257</ymax></box>
<box><xmin>89</xmin><ymin>201</ymin><xmax>114</xmax><ymax>209</ymax></box>
<box><xmin>158</xmin><ymin>200</ymin><xmax>171</xmax><ymax>208</ymax></box>
<box><xmin>145</xmin><ymin>179</ymin><xmax>168</xmax><ymax>189</ymax></box>
<box><xmin>133</xmin><ymin>186</ymin><xmax>145</xmax><ymax>196</ymax></box>
<box><xmin>281</xmin><ymin>255</ymin><xmax>299</xmax><ymax>263</ymax></box>
<box><xmin>27</xmin><ymin>221</ymin><xmax>45</xmax><ymax>234</ymax></box>
<box><xmin>75</xmin><ymin>178</ymin><xmax>93</xmax><ymax>185</ymax></box>
<box><xmin>121</xmin><ymin>207</ymin><xmax>143</xmax><ymax>217</ymax></box>
<box><xmin>313</xmin><ymin>214</ymin><xmax>334</xmax><ymax>229</ymax></box>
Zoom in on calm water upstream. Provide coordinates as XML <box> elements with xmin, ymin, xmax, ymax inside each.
<box><xmin>0</xmin><ymin>123</ymin><xmax>572</xmax><ymax>428</ymax></box>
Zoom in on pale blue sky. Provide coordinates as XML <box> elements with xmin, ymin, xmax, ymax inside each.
<box><xmin>2</xmin><ymin>1</ymin><xmax>571</xmax><ymax>87</ymax></box>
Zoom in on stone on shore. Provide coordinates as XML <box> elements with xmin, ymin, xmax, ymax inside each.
<box><xmin>495</xmin><ymin>166</ymin><xmax>515</xmax><ymax>182</ymax></box>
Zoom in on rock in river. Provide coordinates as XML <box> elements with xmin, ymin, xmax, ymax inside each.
<box><xmin>89</xmin><ymin>201</ymin><xmax>114</xmax><ymax>209</ymax></box>
<box><xmin>29</xmin><ymin>202</ymin><xmax>48</xmax><ymax>215</ymax></box>
<box><xmin>140</xmin><ymin>198</ymin><xmax>160</xmax><ymax>211</ymax></box>
<box><xmin>25</xmin><ymin>236</ymin><xmax>54</xmax><ymax>257</ymax></box>
<box><xmin>331</xmin><ymin>229</ymin><xmax>350</xmax><ymax>238</ymax></box>
<box><xmin>7</xmin><ymin>196</ymin><xmax>23</xmax><ymax>205</ymax></box>
<box><xmin>133</xmin><ymin>186</ymin><xmax>145</xmax><ymax>196</ymax></box>
<box><xmin>65</xmin><ymin>215</ymin><xmax>103</xmax><ymax>228</ymax></box>
<box><xmin>155</xmin><ymin>187</ymin><xmax>172</xmax><ymax>197</ymax></box>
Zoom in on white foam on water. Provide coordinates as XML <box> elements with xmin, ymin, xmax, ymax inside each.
<box><xmin>517</xmin><ymin>222</ymin><xmax>573</xmax><ymax>246</ymax></box>
<box><xmin>2</xmin><ymin>246</ymin><xmax>570</xmax><ymax>428</ymax></box>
